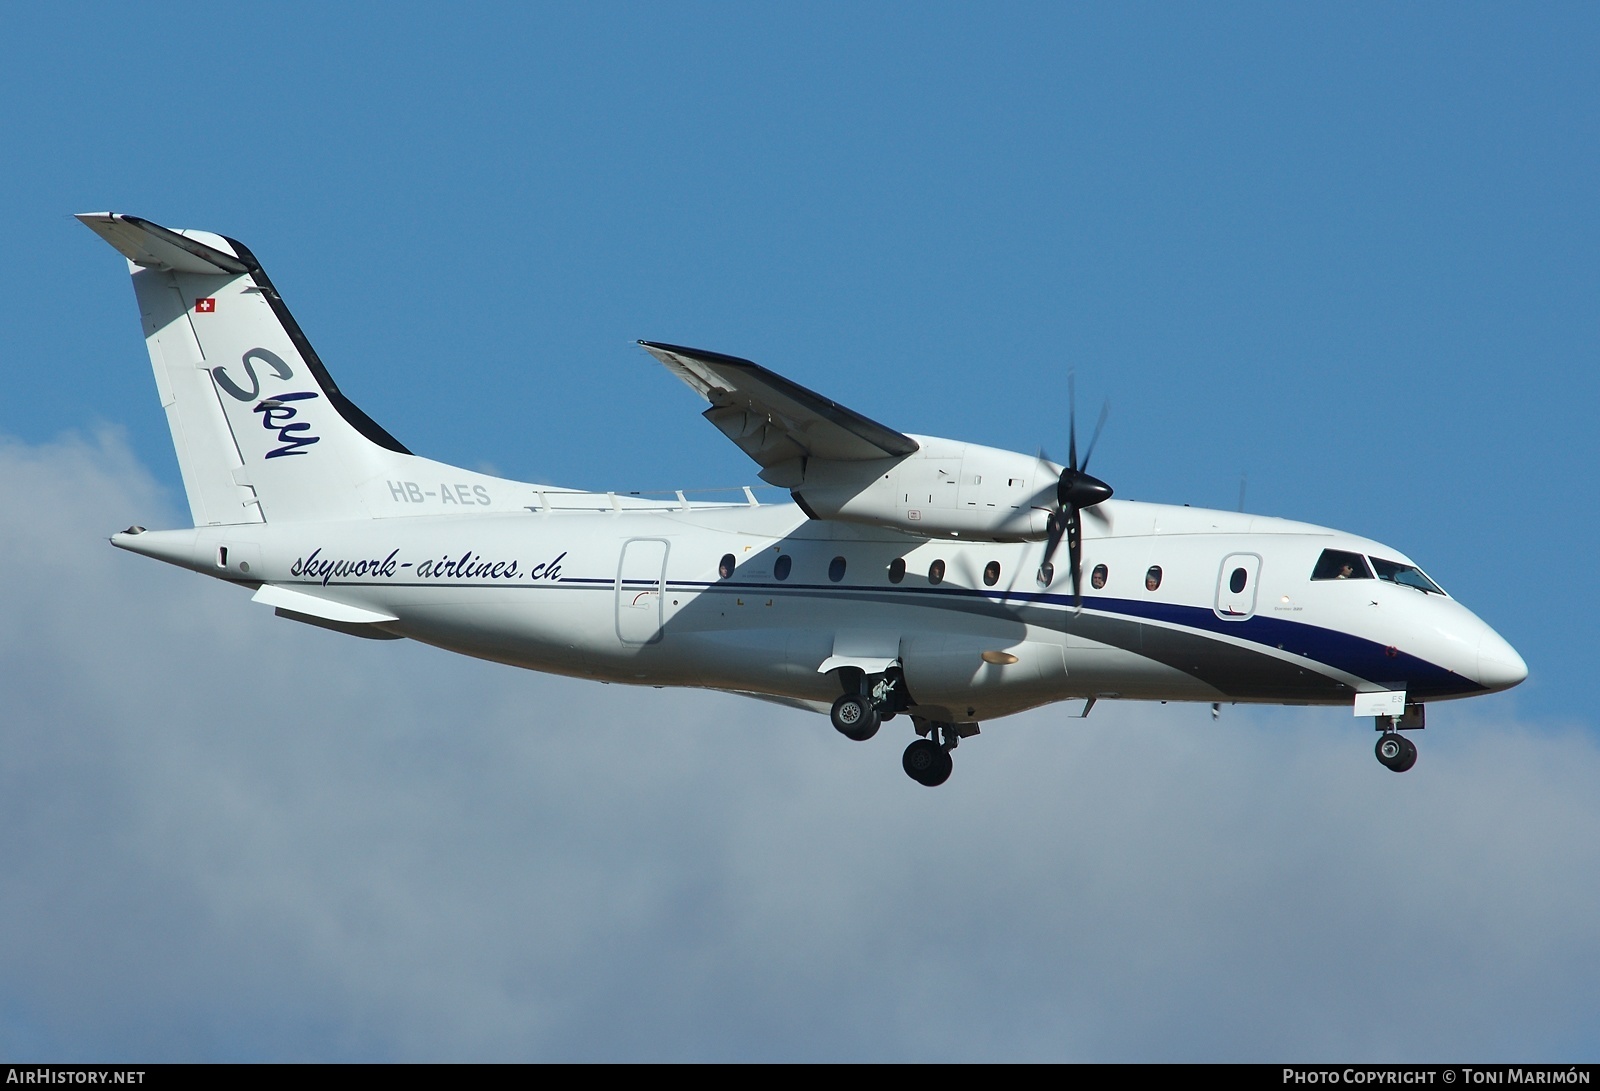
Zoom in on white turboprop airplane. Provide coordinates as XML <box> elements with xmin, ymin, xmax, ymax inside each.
<box><xmin>80</xmin><ymin>213</ymin><xmax>1527</xmax><ymax>786</ymax></box>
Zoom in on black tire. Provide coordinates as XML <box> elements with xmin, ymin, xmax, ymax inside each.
<box><xmin>1393</xmin><ymin>734</ymin><xmax>1418</xmax><ymax>773</ymax></box>
<box><xmin>831</xmin><ymin>694</ymin><xmax>880</xmax><ymax>741</ymax></box>
<box><xmin>1375</xmin><ymin>732</ymin><xmax>1417</xmax><ymax>772</ymax></box>
<box><xmin>902</xmin><ymin>739</ymin><xmax>953</xmax><ymax>787</ymax></box>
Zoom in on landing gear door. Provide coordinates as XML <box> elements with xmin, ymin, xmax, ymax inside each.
<box><xmin>1214</xmin><ymin>553</ymin><xmax>1262</xmax><ymax>621</ymax></box>
<box><xmin>616</xmin><ymin>538</ymin><xmax>669</xmax><ymax>645</ymax></box>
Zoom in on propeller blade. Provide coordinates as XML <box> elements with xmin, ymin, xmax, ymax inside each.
<box><xmin>1067</xmin><ymin>508</ymin><xmax>1084</xmax><ymax>607</ymax></box>
<box><xmin>1080</xmin><ymin>401</ymin><xmax>1110</xmax><ymax>473</ymax></box>
<box><xmin>1040</xmin><ymin>374</ymin><xmax>1112</xmax><ymax>600</ymax></box>
<box><xmin>1067</xmin><ymin>373</ymin><xmax>1079</xmax><ymax>471</ymax></box>
<box><xmin>1039</xmin><ymin>511</ymin><xmax>1064</xmax><ymax>572</ymax></box>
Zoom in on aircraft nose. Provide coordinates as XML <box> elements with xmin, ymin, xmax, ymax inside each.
<box><xmin>1476</xmin><ymin>627</ymin><xmax>1528</xmax><ymax>691</ymax></box>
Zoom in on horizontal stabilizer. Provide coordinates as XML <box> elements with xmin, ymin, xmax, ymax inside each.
<box><xmin>639</xmin><ymin>342</ymin><xmax>918</xmax><ymax>475</ymax></box>
<box><xmin>75</xmin><ymin>213</ymin><xmax>249</xmax><ymax>276</ymax></box>
<box><xmin>252</xmin><ymin>583</ymin><xmax>399</xmax><ymax>624</ymax></box>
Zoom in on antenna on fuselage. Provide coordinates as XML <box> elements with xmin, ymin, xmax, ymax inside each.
<box><xmin>1237</xmin><ymin>473</ymin><xmax>1247</xmax><ymax>513</ymax></box>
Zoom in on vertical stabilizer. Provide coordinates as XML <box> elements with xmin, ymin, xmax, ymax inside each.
<box><xmin>78</xmin><ymin>213</ymin><xmax>411</xmax><ymax>525</ymax></box>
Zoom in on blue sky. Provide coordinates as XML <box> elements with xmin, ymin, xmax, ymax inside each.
<box><xmin>2</xmin><ymin>4</ymin><xmax>1597</xmax><ymax>1061</ymax></box>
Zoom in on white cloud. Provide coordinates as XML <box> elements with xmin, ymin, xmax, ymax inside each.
<box><xmin>1</xmin><ymin>433</ymin><xmax>1596</xmax><ymax>1060</ymax></box>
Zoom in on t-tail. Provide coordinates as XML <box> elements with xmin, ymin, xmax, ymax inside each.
<box><xmin>79</xmin><ymin>213</ymin><xmax>420</xmax><ymax>525</ymax></box>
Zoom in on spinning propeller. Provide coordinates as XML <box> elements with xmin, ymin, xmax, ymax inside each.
<box><xmin>1038</xmin><ymin>377</ymin><xmax>1113</xmax><ymax>607</ymax></box>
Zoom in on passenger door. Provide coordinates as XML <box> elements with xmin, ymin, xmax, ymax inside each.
<box><xmin>616</xmin><ymin>538</ymin><xmax>669</xmax><ymax>644</ymax></box>
<box><xmin>1215</xmin><ymin>553</ymin><xmax>1261</xmax><ymax>620</ymax></box>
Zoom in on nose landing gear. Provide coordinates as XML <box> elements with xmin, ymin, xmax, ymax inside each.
<box><xmin>1372</xmin><ymin>703</ymin><xmax>1424</xmax><ymax>773</ymax></box>
<box><xmin>1375</xmin><ymin>732</ymin><xmax>1418</xmax><ymax>772</ymax></box>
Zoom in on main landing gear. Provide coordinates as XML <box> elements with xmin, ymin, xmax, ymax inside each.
<box><xmin>829</xmin><ymin>668</ymin><xmax>976</xmax><ymax>787</ymax></box>
<box><xmin>1373</xmin><ymin>703</ymin><xmax>1425</xmax><ymax>773</ymax></box>
<box><xmin>829</xmin><ymin>693</ymin><xmax>880</xmax><ymax>741</ymax></box>
<box><xmin>902</xmin><ymin>737</ymin><xmax>952</xmax><ymax>787</ymax></box>
<box><xmin>902</xmin><ymin>719</ymin><xmax>979</xmax><ymax>786</ymax></box>
<box><xmin>829</xmin><ymin>667</ymin><xmax>905</xmax><ymax>743</ymax></box>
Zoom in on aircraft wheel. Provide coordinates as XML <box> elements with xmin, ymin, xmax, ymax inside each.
<box><xmin>1375</xmin><ymin>732</ymin><xmax>1418</xmax><ymax>773</ymax></box>
<box><xmin>902</xmin><ymin>739</ymin><xmax>953</xmax><ymax>787</ymax></box>
<box><xmin>831</xmin><ymin>694</ymin><xmax>880</xmax><ymax>741</ymax></box>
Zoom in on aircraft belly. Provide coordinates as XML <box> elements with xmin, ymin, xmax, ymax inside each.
<box><xmin>382</xmin><ymin>585</ymin><xmax>632</xmax><ymax>677</ymax></box>
<box><xmin>660</xmin><ymin>629</ymin><xmax>839</xmax><ymax>703</ymax></box>
<box><xmin>1063</xmin><ymin>645</ymin><xmax>1223</xmax><ymax>702</ymax></box>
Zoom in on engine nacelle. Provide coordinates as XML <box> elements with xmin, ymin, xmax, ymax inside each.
<box><xmin>789</xmin><ymin>435</ymin><xmax>1057</xmax><ymax>541</ymax></box>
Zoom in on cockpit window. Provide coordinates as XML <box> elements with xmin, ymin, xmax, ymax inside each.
<box><xmin>1371</xmin><ymin>557</ymin><xmax>1445</xmax><ymax>596</ymax></box>
<box><xmin>1311</xmin><ymin>549</ymin><xmax>1373</xmax><ymax>581</ymax></box>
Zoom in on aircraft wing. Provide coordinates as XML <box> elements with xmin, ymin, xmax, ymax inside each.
<box><xmin>639</xmin><ymin>342</ymin><xmax>919</xmax><ymax>477</ymax></box>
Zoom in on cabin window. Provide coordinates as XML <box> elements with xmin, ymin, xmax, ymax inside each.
<box><xmin>829</xmin><ymin>555</ymin><xmax>847</xmax><ymax>582</ymax></box>
<box><xmin>774</xmin><ymin>554</ymin><xmax>792</xmax><ymax>581</ymax></box>
<box><xmin>1037</xmin><ymin>562</ymin><xmax>1054</xmax><ymax>587</ymax></box>
<box><xmin>1145</xmin><ymin>565</ymin><xmax>1163</xmax><ymax>591</ymax></box>
<box><xmin>1311</xmin><ymin>549</ymin><xmax>1373</xmax><ymax>581</ymax></box>
<box><xmin>1371</xmin><ymin>557</ymin><xmax>1445</xmax><ymax>595</ymax></box>
<box><xmin>887</xmin><ymin>558</ymin><xmax>906</xmax><ymax>583</ymax></box>
<box><xmin>1090</xmin><ymin>563</ymin><xmax>1108</xmax><ymax>590</ymax></box>
<box><xmin>719</xmin><ymin>553</ymin><xmax>736</xmax><ymax>579</ymax></box>
<box><xmin>1229</xmin><ymin>567</ymin><xmax>1248</xmax><ymax>594</ymax></box>
<box><xmin>983</xmin><ymin>561</ymin><xmax>1001</xmax><ymax>587</ymax></box>
<box><xmin>928</xmin><ymin>559</ymin><xmax>946</xmax><ymax>585</ymax></box>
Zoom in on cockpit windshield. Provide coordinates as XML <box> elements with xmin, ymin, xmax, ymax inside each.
<box><xmin>1371</xmin><ymin>557</ymin><xmax>1445</xmax><ymax>596</ymax></box>
<box><xmin>1311</xmin><ymin>549</ymin><xmax>1372</xmax><ymax>581</ymax></box>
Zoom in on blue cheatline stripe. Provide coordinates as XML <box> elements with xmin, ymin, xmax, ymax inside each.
<box><xmin>670</xmin><ymin>578</ymin><xmax>1479</xmax><ymax>697</ymax></box>
<box><xmin>301</xmin><ymin>571</ymin><xmax>1480</xmax><ymax>698</ymax></box>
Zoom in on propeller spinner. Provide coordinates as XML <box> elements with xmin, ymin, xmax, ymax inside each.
<box><xmin>1038</xmin><ymin>380</ymin><xmax>1112</xmax><ymax>606</ymax></box>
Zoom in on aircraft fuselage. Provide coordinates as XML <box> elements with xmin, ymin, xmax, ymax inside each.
<box><xmin>114</xmin><ymin>496</ymin><xmax>1521</xmax><ymax>725</ymax></box>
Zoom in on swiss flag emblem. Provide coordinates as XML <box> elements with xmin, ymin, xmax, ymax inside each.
<box><xmin>195</xmin><ymin>298</ymin><xmax>216</xmax><ymax>313</ymax></box>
